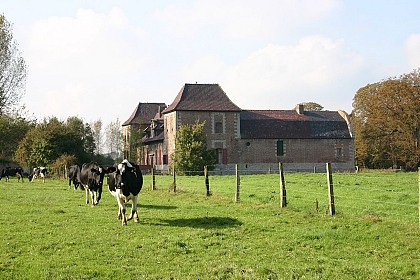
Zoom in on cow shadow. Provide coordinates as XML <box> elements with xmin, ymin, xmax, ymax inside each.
<box><xmin>139</xmin><ymin>204</ymin><xmax>177</xmax><ymax>210</ymax></box>
<box><xmin>157</xmin><ymin>216</ymin><xmax>243</xmax><ymax>229</ymax></box>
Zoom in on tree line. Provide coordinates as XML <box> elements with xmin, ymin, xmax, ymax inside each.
<box><xmin>352</xmin><ymin>69</ymin><xmax>420</xmax><ymax>170</ymax></box>
<box><xmin>0</xmin><ymin>115</ymin><xmax>123</xmax><ymax>168</ymax></box>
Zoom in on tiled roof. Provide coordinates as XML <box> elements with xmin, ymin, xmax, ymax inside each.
<box><xmin>162</xmin><ymin>83</ymin><xmax>241</xmax><ymax>113</ymax></box>
<box><xmin>122</xmin><ymin>103</ymin><xmax>167</xmax><ymax>126</ymax></box>
<box><xmin>240</xmin><ymin>110</ymin><xmax>351</xmax><ymax>139</ymax></box>
<box><xmin>142</xmin><ymin>132</ymin><xmax>165</xmax><ymax>143</ymax></box>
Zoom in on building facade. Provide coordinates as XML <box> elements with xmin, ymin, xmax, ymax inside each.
<box><xmin>122</xmin><ymin>84</ymin><xmax>355</xmax><ymax>172</ymax></box>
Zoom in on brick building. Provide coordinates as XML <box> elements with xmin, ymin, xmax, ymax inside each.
<box><xmin>122</xmin><ymin>83</ymin><xmax>355</xmax><ymax>172</ymax></box>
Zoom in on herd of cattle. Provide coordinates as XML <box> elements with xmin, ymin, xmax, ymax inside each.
<box><xmin>0</xmin><ymin>160</ymin><xmax>143</xmax><ymax>226</ymax></box>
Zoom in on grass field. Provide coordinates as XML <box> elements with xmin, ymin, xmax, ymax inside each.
<box><xmin>0</xmin><ymin>171</ymin><xmax>419</xmax><ymax>279</ymax></box>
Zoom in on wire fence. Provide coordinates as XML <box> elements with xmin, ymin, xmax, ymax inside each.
<box><xmin>145</xmin><ymin>165</ymin><xmax>420</xmax><ymax>226</ymax></box>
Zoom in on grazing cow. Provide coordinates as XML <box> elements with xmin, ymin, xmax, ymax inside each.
<box><xmin>0</xmin><ymin>167</ymin><xmax>24</xmax><ymax>182</ymax></box>
<box><xmin>29</xmin><ymin>167</ymin><xmax>47</xmax><ymax>183</ymax></box>
<box><xmin>108</xmin><ymin>159</ymin><xmax>143</xmax><ymax>226</ymax></box>
<box><xmin>79</xmin><ymin>162</ymin><xmax>110</xmax><ymax>206</ymax></box>
<box><xmin>68</xmin><ymin>165</ymin><xmax>83</xmax><ymax>190</ymax></box>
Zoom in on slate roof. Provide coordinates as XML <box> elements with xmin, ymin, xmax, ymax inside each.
<box><xmin>122</xmin><ymin>103</ymin><xmax>167</xmax><ymax>126</ymax></box>
<box><xmin>162</xmin><ymin>83</ymin><xmax>241</xmax><ymax>113</ymax></box>
<box><xmin>240</xmin><ymin>110</ymin><xmax>351</xmax><ymax>139</ymax></box>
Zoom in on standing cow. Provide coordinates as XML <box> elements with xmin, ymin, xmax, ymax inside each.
<box><xmin>79</xmin><ymin>162</ymin><xmax>110</xmax><ymax>206</ymax></box>
<box><xmin>29</xmin><ymin>167</ymin><xmax>47</xmax><ymax>183</ymax></box>
<box><xmin>108</xmin><ymin>159</ymin><xmax>143</xmax><ymax>226</ymax></box>
<box><xmin>0</xmin><ymin>167</ymin><xmax>24</xmax><ymax>182</ymax></box>
<box><xmin>68</xmin><ymin>165</ymin><xmax>83</xmax><ymax>190</ymax></box>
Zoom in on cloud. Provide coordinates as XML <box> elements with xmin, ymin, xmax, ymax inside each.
<box><xmin>154</xmin><ymin>0</ymin><xmax>342</xmax><ymax>40</ymax></box>
<box><xmin>405</xmin><ymin>34</ymin><xmax>420</xmax><ymax>69</ymax></box>
<box><xmin>220</xmin><ymin>36</ymin><xmax>364</xmax><ymax>111</ymax></box>
<box><xmin>24</xmin><ymin>7</ymin><xmax>149</xmax><ymax>123</ymax></box>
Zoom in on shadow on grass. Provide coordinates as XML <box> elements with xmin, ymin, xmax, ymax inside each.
<box><xmin>139</xmin><ymin>204</ymin><xmax>177</xmax><ymax>210</ymax></box>
<box><xmin>158</xmin><ymin>216</ymin><xmax>243</xmax><ymax>229</ymax></box>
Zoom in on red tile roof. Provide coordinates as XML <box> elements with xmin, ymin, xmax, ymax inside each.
<box><xmin>241</xmin><ymin>110</ymin><xmax>351</xmax><ymax>139</ymax></box>
<box><xmin>162</xmin><ymin>83</ymin><xmax>241</xmax><ymax>113</ymax></box>
<box><xmin>122</xmin><ymin>103</ymin><xmax>167</xmax><ymax>126</ymax></box>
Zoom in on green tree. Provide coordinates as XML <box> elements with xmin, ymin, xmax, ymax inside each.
<box><xmin>352</xmin><ymin>69</ymin><xmax>420</xmax><ymax>170</ymax></box>
<box><xmin>0</xmin><ymin>14</ymin><xmax>27</xmax><ymax>115</ymax></box>
<box><xmin>0</xmin><ymin>114</ymin><xmax>33</xmax><ymax>160</ymax></box>
<box><xmin>15</xmin><ymin>117</ymin><xmax>96</xmax><ymax>167</ymax></box>
<box><xmin>127</xmin><ymin>126</ymin><xmax>143</xmax><ymax>162</ymax></box>
<box><xmin>301</xmin><ymin>102</ymin><xmax>324</xmax><ymax>111</ymax></box>
<box><xmin>171</xmin><ymin>121</ymin><xmax>217</xmax><ymax>174</ymax></box>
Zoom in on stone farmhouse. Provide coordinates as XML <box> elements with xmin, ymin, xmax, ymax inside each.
<box><xmin>122</xmin><ymin>83</ymin><xmax>355</xmax><ymax>172</ymax></box>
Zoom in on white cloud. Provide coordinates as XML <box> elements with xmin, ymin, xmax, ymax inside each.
<box><xmin>405</xmin><ymin>34</ymin><xmax>420</xmax><ymax>69</ymax></box>
<box><xmin>154</xmin><ymin>0</ymin><xmax>342</xmax><ymax>40</ymax></box>
<box><xmin>24</xmin><ymin>7</ymin><xmax>150</xmax><ymax>124</ymax></box>
<box><xmin>220</xmin><ymin>36</ymin><xmax>363</xmax><ymax>111</ymax></box>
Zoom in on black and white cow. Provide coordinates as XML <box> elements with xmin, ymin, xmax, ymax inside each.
<box><xmin>0</xmin><ymin>167</ymin><xmax>24</xmax><ymax>182</ymax></box>
<box><xmin>29</xmin><ymin>167</ymin><xmax>47</xmax><ymax>183</ymax></box>
<box><xmin>79</xmin><ymin>162</ymin><xmax>110</xmax><ymax>206</ymax></box>
<box><xmin>108</xmin><ymin>160</ymin><xmax>143</xmax><ymax>226</ymax></box>
<box><xmin>68</xmin><ymin>165</ymin><xmax>83</xmax><ymax>190</ymax></box>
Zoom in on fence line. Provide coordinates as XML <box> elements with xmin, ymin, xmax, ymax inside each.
<box><xmin>147</xmin><ymin>164</ymin><xmax>419</xmax><ymax>225</ymax></box>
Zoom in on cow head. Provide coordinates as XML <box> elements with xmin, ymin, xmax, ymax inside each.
<box><xmin>109</xmin><ymin>160</ymin><xmax>142</xmax><ymax>196</ymax></box>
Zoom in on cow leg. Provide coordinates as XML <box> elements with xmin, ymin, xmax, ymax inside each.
<box><xmin>85</xmin><ymin>189</ymin><xmax>90</xmax><ymax>204</ymax></box>
<box><xmin>116</xmin><ymin>198</ymin><xmax>127</xmax><ymax>226</ymax></box>
<box><xmin>121</xmin><ymin>207</ymin><xmax>127</xmax><ymax>226</ymax></box>
<box><xmin>90</xmin><ymin>191</ymin><xmax>97</xmax><ymax>206</ymax></box>
<box><xmin>127</xmin><ymin>196</ymin><xmax>139</xmax><ymax>223</ymax></box>
<box><xmin>96</xmin><ymin>185</ymin><xmax>103</xmax><ymax>204</ymax></box>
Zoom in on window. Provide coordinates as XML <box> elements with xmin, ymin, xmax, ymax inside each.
<box><xmin>212</xmin><ymin>113</ymin><xmax>225</xmax><ymax>134</ymax></box>
<box><xmin>277</xmin><ymin>140</ymin><xmax>284</xmax><ymax>156</ymax></box>
<box><xmin>215</xmin><ymin>122</ymin><xmax>223</xmax><ymax>133</ymax></box>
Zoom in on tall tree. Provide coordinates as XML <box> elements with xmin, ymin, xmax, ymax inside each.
<box><xmin>105</xmin><ymin>119</ymin><xmax>122</xmax><ymax>160</ymax></box>
<box><xmin>352</xmin><ymin>69</ymin><xmax>420</xmax><ymax>170</ymax></box>
<box><xmin>171</xmin><ymin>121</ymin><xmax>217</xmax><ymax>174</ymax></box>
<box><xmin>91</xmin><ymin>119</ymin><xmax>103</xmax><ymax>155</ymax></box>
<box><xmin>0</xmin><ymin>14</ymin><xmax>27</xmax><ymax>115</ymax></box>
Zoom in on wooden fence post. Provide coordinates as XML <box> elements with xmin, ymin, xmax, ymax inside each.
<box><xmin>172</xmin><ymin>165</ymin><xmax>176</xmax><ymax>192</ymax></box>
<box><xmin>205</xmin><ymin>165</ymin><xmax>211</xmax><ymax>196</ymax></box>
<box><xmin>235</xmin><ymin>164</ymin><xmax>240</xmax><ymax>203</ymax></box>
<box><xmin>279</xmin><ymin>162</ymin><xmax>287</xmax><ymax>208</ymax></box>
<box><xmin>151</xmin><ymin>167</ymin><xmax>156</xmax><ymax>190</ymax></box>
<box><xmin>326</xmin><ymin>163</ymin><xmax>335</xmax><ymax>215</ymax></box>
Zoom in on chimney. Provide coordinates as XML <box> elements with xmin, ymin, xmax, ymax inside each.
<box><xmin>296</xmin><ymin>104</ymin><xmax>304</xmax><ymax>115</ymax></box>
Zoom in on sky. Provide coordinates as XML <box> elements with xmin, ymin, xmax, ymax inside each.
<box><xmin>2</xmin><ymin>0</ymin><xmax>420</xmax><ymax>125</ymax></box>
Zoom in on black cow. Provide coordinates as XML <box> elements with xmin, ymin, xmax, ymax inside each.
<box><xmin>0</xmin><ymin>167</ymin><xmax>24</xmax><ymax>182</ymax></box>
<box><xmin>29</xmin><ymin>167</ymin><xmax>47</xmax><ymax>183</ymax></box>
<box><xmin>68</xmin><ymin>165</ymin><xmax>83</xmax><ymax>190</ymax></box>
<box><xmin>79</xmin><ymin>162</ymin><xmax>110</xmax><ymax>206</ymax></box>
<box><xmin>108</xmin><ymin>159</ymin><xmax>143</xmax><ymax>226</ymax></box>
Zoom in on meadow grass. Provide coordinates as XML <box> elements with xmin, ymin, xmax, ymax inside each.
<box><xmin>0</xmin><ymin>171</ymin><xmax>419</xmax><ymax>279</ymax></box>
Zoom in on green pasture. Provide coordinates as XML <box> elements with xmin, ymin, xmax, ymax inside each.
<box><xmin>0</xmin><ymin>171</ymin><xmax>419</xmax><ymax>279</ymax></box>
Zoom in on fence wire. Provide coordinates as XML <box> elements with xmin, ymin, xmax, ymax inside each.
<box><xmin>145</xmin><ymin>169</ymin><xmax>419</xmax><ymax>224</ymax></box>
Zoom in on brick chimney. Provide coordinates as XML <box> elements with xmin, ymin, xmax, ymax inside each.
<box><xmin>295</xmin><ymin>104</ymin><xmax>304</xmax><ymax>115</ymax></box>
